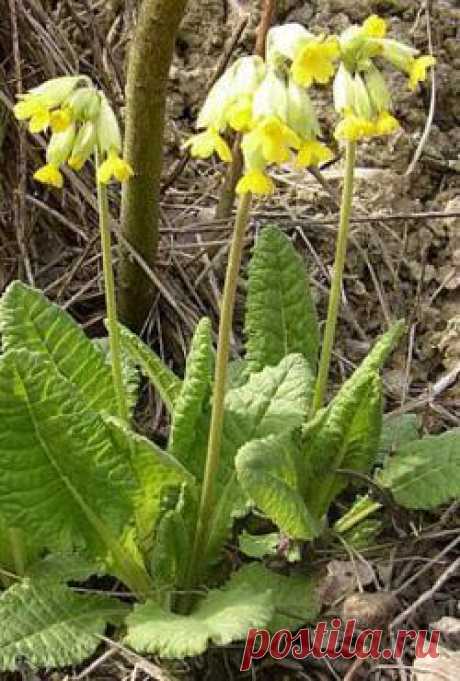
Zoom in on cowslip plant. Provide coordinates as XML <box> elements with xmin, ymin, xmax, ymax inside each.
<box><xmin>14</xmin><ymin>75</ymin><xmax>134</xmax><ymax>425</ymax></box>
<box><xmin>0</xmin><ymin>12</ymin><xmax>455</xmax><ymax>674</ymax></box>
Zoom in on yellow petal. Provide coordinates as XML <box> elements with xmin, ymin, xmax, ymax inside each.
<box><xmin>226</xmin><ymin>96</ymin><xmax>253</xmax><ymax>132</ymax></box>
<box><xmin>362</xmin><ymin>15</ymin><xmax>387</xmax><ymax>39</ymax></box>
<box><xmin>13</xmin><ymin>98</ymin><xmax>44</xmax><ymax>120</ymax></box>
<box><xmin>214</xmin><ymin>134</ymin><xmax>233</xmax><ymax>162</ymax></box>
<box><xmin>334</xmin><ymin>114</ymin><xmax>375</xmax><ymax>141</ymax></box>
<box><xmin>97</xmin><ymin>157</ymin><xmax>115</xmax><ymax>184</ymax></box>
<box><xmin>33</xmin><ymin>163</ymin><xmax>63</xmax><ymax>188</ymax></box>
<box><xmin>374</xmin><ymin>111</ymin><xmax>400</xmax><ymax>136</ymax></box>
<box><xmin>296</xmin><ymin>140</ymin><xmax>333</xmax><ymax>168</ymax></box>
<box><xmin>28</xmin><ymin>109</ymin><xmax>51</xmax><ymax>133</ymax></box>
<box><xmin>408</xmin><ymin>55</ymin><xmax>436</xmax><ymax>91</ymax></box>
<box><xmin>113</xmin><ymin>157</ymin><xmax>134</xmax><ymax>182</ymax></box>
<box><xmin>50</xmin><ymin>108</ymin><xmax>72</xmax><ymax>133</ymax></box>
<box><xmin>185</xmin><ymin>129</ymin><xmax>232</xmax><ymax>162</ymax></box>
<box><xmin>68</xmin><ymin>155</ymin><xmax>85</xmax><ymax>171</ymax></box>
<box><xmin>236</xmin><ymin>169</ymin><xmax>275</xmax><ymax>195</ymax></box>
<box><xmin>292</xmin><ymin>37</ymin><xmax>339</xmax><ymax>88</ymax></box>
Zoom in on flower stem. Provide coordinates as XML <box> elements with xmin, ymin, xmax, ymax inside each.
<box><xmin>187</xmin><ymin>192</ymin><xmax>252</xmax><ymax>590</ymax></box>
<box><xmin>96</xmin><ymin>154</ymin><xmax>129</xmax><ymax>422</ymax></box>
<box><xmin>312</xmin><ymin>140</ymin><xmax>356</xmax><ymax>414</ymax></box>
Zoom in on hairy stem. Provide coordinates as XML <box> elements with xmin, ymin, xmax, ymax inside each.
<box><xmin>187</xmin><ymin>192</ymin><xmax>252</xmax><ymax>590</ymax></box>
<box><xmin>312</xmin><ymin>141</ymin><xmax>357</xmax><ymax>414</ymax></box>
<box><xmin>120</xmin><ymin>0</ymin><xmax>188</xmax><ymax>330</ymax></box>
<box><xmin>96</xmin><ymin>157</ymin><xmax>129</xmax><ymax>422</ymax></box>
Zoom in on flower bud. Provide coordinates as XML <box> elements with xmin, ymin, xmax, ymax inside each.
<box><xmin>378</xmin><ymin>38</ymin><xmax>418</xmax><ymax>72</ymax></box>
<box><xmin>252</xmin><ymin>68</ymin><xmax>288</xmax><ymax>123</ymax></box>
<box><xmin>66</xmin><ymin>87</ymin><xmax>101</xmax><ymax>121</ymax></box>
<box><xmin>287</xmin><ymin>78</ymin><xmax>320</xmax><ymax>140</ymax></box>
<box><xmin>333</xmin><ymin>63</ymin><xmax>355</xmax><ymax>114</ymax></box>
<box><xmin>362</xmin><ymin>15</ymin><xmax>387</xmax><ymax>39</ymax></box>
<box><xmin>232</xmin><ymin>56</ymin><xmax>265</xmax><ymax>97</ymax></box>
<box><xmin>46</xmin><ymin>123</ymin><xmax>77</xmax><ymax>166</ymax></box>
<box><xmin>266</xmin><ymin>23</ymin><xmax>311</xmax><ymax>64</ymax></box>
<box><xmin>96</xmin><ymin>93</ymin><xmax>122</xmax><ymax>153</ymax></box>
<box><xmin>29</xmin><ymin>76</ymin><xmax>87</xmax><ymax>107</ymax></box>
<box><xmin>68</xmin><ymin>121</ymin><xmax>97</xmax><ymax>170</ymax></box>
<box><xmin>364</xmin><ymin>64</ymin><xmax>391</xmax><ymax>113</ymax></box>
<box><xmin>353</xmin><ymin>72</ymin><xmax>373</xmax><ymax>120</ymax></box>
<box><xmin>197</xmin><ymin>67</ymin><xmax>235</xmax><ymax>131</ymax></box>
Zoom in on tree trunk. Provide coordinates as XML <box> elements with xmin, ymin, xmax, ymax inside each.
<box><xmin>120</xmin><ymin>0</ymin><xmax>188</xmax><ymax>330</ymax></box>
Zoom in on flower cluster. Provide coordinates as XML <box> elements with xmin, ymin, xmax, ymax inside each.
<box><xmin>185</xmin><ymin>32</ymin><xmax>337</xmax><ymax>196</ymax></box>
<box><xmin>333</xmin><ymin>15</ymin><xmax>436</xmax><ymax>141</ymax></box>
<box><xmin>186</xmin><ymin>15</ymin><xmax>435</xmax><ymax>195</ymax></box>
<box><xmin>14</xmin><ymin>76</ymin><xmax>133</xmax><ymax>188</ymax></box>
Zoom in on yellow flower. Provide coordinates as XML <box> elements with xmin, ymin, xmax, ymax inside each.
<box><xmin>374</xmin><ymin>111</ymin><xmax>400</xmax><ymax>135</ymax></box>
<box><xmin>97</xmin><ymin>149</ymin><xmax>134</xmax><ymax>184</ymax></box>
<box><xmin>296</xmin><ymin>140</ymin><xmax>333</xmax><ymax>168</ymax></box>
<box><xmin>226</xmin><ymin>95</ymin><xmax>253</xmax><ymax>132</ymax></box>
<box><xmin>14</xmin><ymin>98</ymin><xmax>73</xmax><ymax>134</ymax></box>
<box><xmin>245</xmin><ymin>116</ymin><xmax>301</xmax><ymax>164</ymax></box>
<box><xmin>291</xmin><ymin>36</ymin><xmax>340</xmax><ymax>88</ymax></box>
<box><xmin>185</xmin><ymin>128</ymin><xmax>233</xmax><ymax>162</ymax></box>
<box><xmin>33</xmin><ymin>163</ymin><xmax>63</xmax><ymax>188</ymax></box>
<box><xmin>28</xmin><ymin>108</ymin><xmax>51</xmax><ymax>133</ymax></box>
<box><xmin>49</xmin><ymin>108</ymin><xmax>72</xmax><ymax>132</ymax></box>
<box><xmin>408</xmin><ymin>55</ymin><xmax>436</xmax><ymax>90</ymax></box>
<box><xmin>236</xmin><ymin>169</ymin><xmax>275</xmax><ymax>196</ymax></box>
<box><xmin>13</xmin><ymin>98</ymin><xmax>46</xmax><ymax>121</ymax></box>
<box><xmin>334</xmin><ymin>114</ymin><xmax>376</xmax><ymax>141</ymax></box>
<box><xmin>362</xmin><ymin>15</ymin><xmax>387</xmax><ymax>39</ymax></box>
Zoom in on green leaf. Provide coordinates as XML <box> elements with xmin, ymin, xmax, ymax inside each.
<box><xmin>203</xmin><ymin>473</ymin><xmax>243</xmax><ymax>571</ymax></box>
<box><xmin>0</xmin><ymin>520</ymin><xmax>40</xmax><ymax>580</ymax></box>
<box><xmin>0</xmin><ymin>282</ymin><xmax>117</xmax><ymax>414</ymax></box>
<box><xmin>239</xmin><ymin>531</ymin><xmax>280</xmax><ymax>559</ymax></box>
<box><xmin>343</xmin><ymin>321</ymin><xmax>405</xmax><ymax>393</ymax></box>
<box><xmin>245</xmin><ymin>226</ymin><xmax>319</xmax><ymax>374</ymax></box>
<box><xmin>26</xmin><ymin>553</ymin><xmax>102</xmax><ymax>583</ymax></box>
<box><xmin>236</xmin><ymin>430</ymin><xmax>321</xmax><ymax>540</ymax></box>
<box><xmin>379</xmin><ymin>413</ymin><xmax>421</xmax><ymax>461</ymax></box>
<box><xmin>168</xmin><ymin>318</ymin><xmax>214</xmax><ymax>479</ymax></box>
<box><xmin>227</xmin><ymin>359</ymin><xmax>248</xmax><ymax>390</ymax></box>
<box><xmin>151</xmin><ymin>509</ymin><xmax>191</xmax><ymax>598</ymax></box>
<box><xmin>223</xmin><ymin>353</ymin><xmax>313</xmax><ymax>476</ymax></box>
<box><xmin>229</xmin><ymin>563</ymin><xmax>320</xmax><ymax>632</ymax></box>
<box><xmin>0</xmin><ymin>578</ymin><xmax>126</xmax><ymax>671</ymax></box>
<box><xmin>94</xmin><ymin>336</ymin><xmax>140</xmax><ymax>415</ymax></box>
<box><xmin>118</xmin><ymin>323</ymin><xmax>182</xmax><ymax>413</ymax></box>
<box><xmin>379</xmin><ymin>429</ymin><xmax>460</xmax><ymax>509</ymax></box>
<box><xmin>102</xmin><ymin>416</ymin><xmax>189</xmax><ymax>555</ymax></box>
<box><xmin>125</xmin><ymin>579</ymin><xmax>273</xmax><ymax>658</ymax></box>
<box><xmin>0</xmin><ymin>349</ymin><xmax>136</xmax><ymax>558</ymax></box>
<box><xmin>302</xmin><ymin>371</ymin><xmax>383</xmax><ymax>518</ymax></box>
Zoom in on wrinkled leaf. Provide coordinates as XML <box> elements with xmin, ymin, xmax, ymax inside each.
<box><xmin>118</xmin><ymin>323</ymin><xmax>181</xmax><ymax>413</ymax></box>
<box><xmin>245</xmin><ymin>227</ymin><xmax>319</xmax><ymax>374</ymax></box>
<box><xmin>379</xmin><ymin>429</ymin><xmax>460</xmax><ymax>509</ymax></box>
<box><xmin>0</xmin><ymin>282</ymin><xmax>116</xmax><ymax>414</ymax></box>
<box><xmin>0</xmin><ymin>578</ymin><xmax>126</xmax><ymax>671</ymax></box>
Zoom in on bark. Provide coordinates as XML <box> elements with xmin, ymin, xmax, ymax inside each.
<box><xmin>120</xmin><ymin>0</ymin><xmax>188</xmax><ymax>330</ymax></box>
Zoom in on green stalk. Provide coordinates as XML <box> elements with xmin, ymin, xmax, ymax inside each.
<box><xmin>312</xmin><ymin>141</ymin><xmax>357</xmax><ymax>414</ymax></box>
<box><xmin>186</xmin><ymin>192</ymin><xmax>252</xmax><ymax>590</ymax></box>
<box><xmin>95</xmin><ymin>152</ymin><xmax>129</xmax><ymax>422</ymax></box>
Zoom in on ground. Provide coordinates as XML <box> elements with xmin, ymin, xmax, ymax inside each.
<box><xmin>0</xmin><ymin>0</ymin><xmax>459</xmax><ymax>678</ymax></box>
